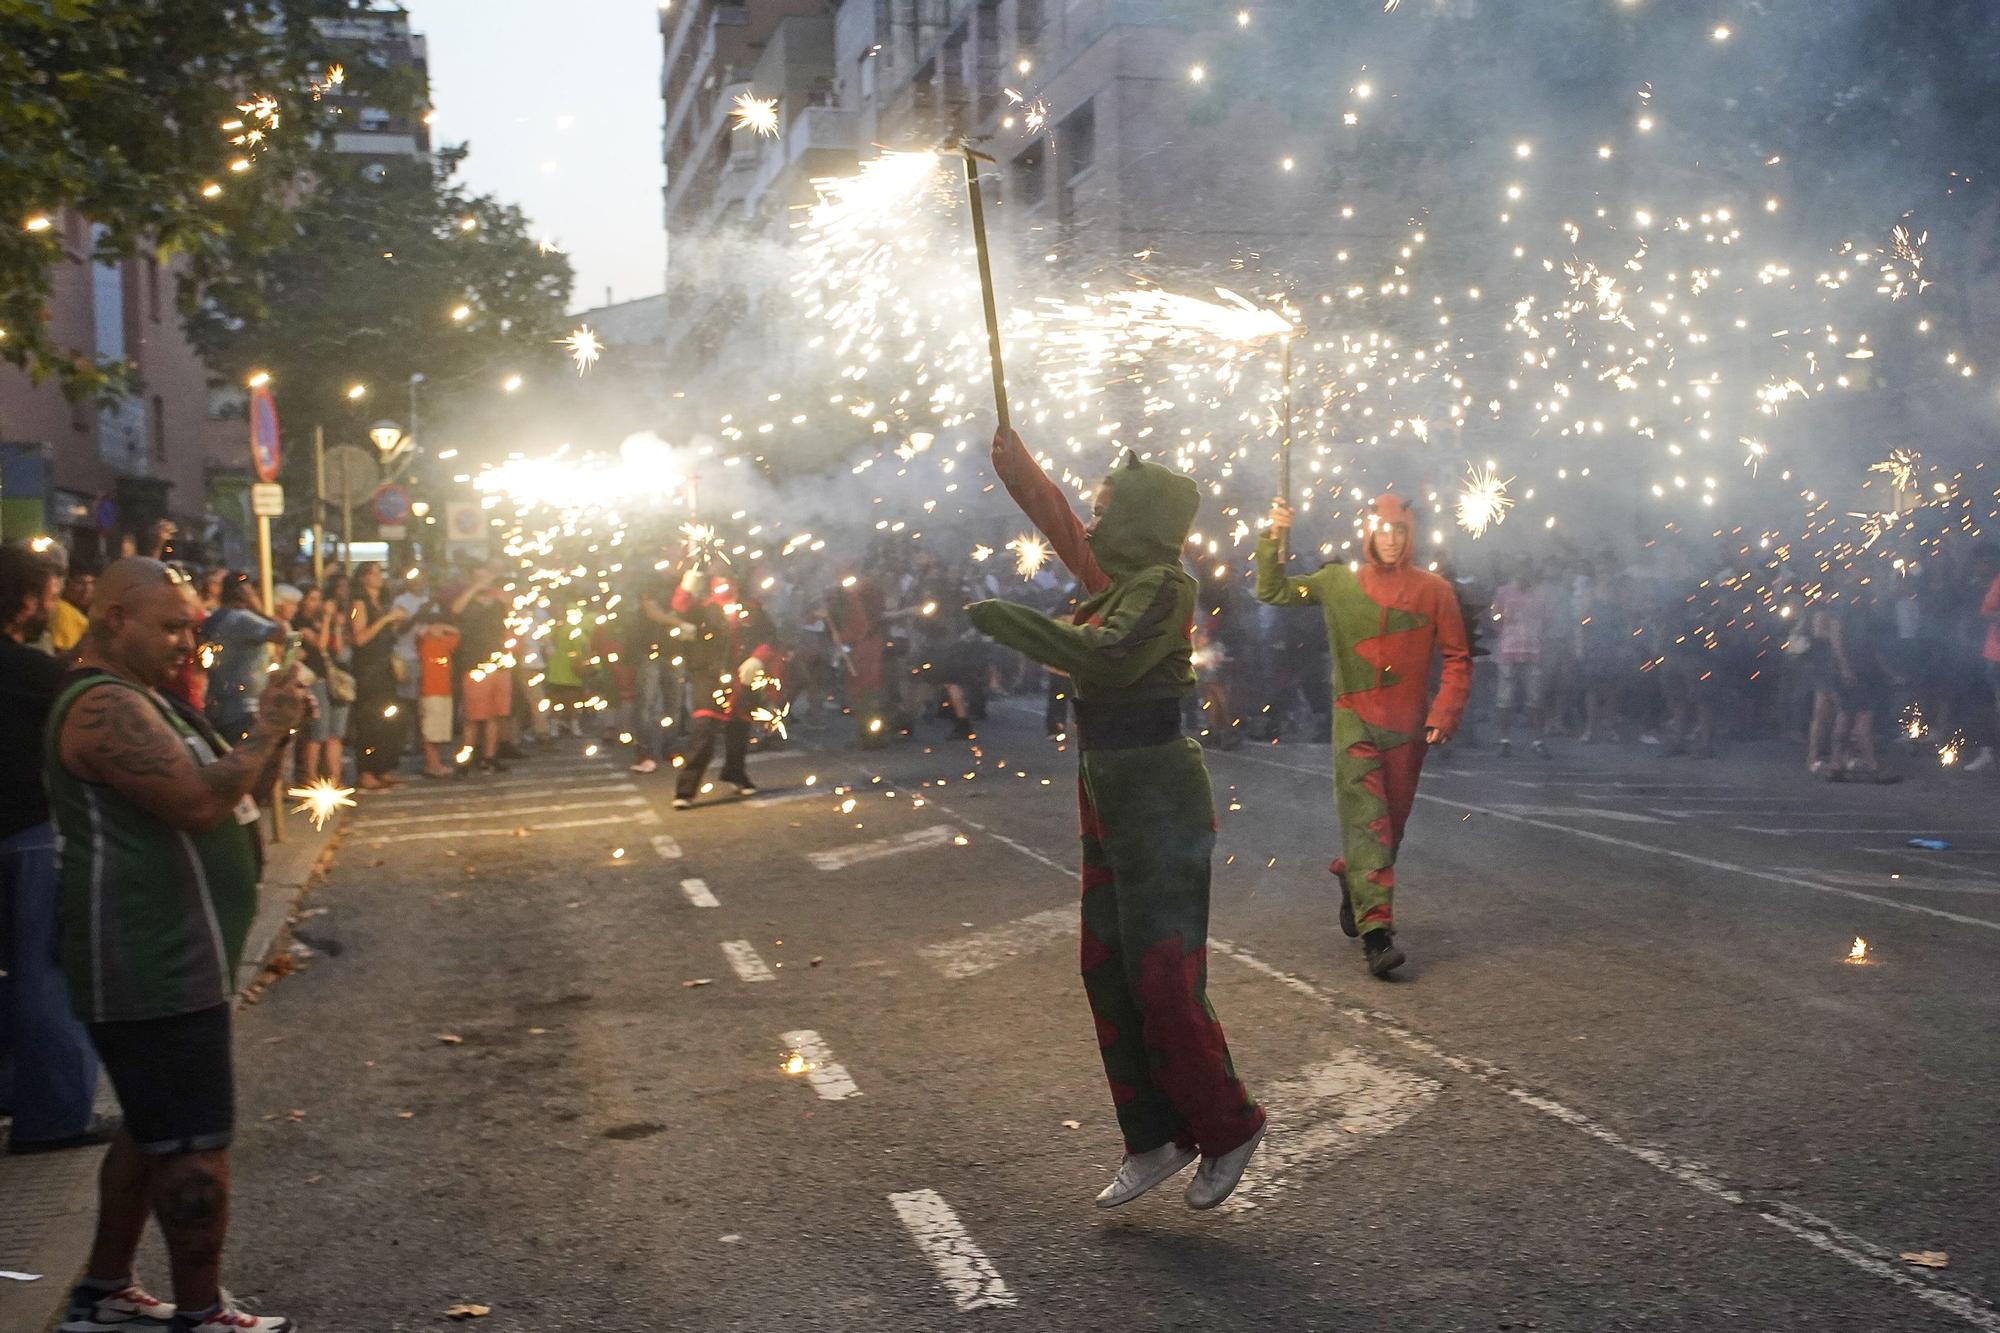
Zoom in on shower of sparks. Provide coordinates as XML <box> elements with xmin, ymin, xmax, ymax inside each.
<box><xmin>781</xmin><ymin>1051</ymin><xmax>809</xmax><ymax>1075</ymax></box>
<box><xmin>1937</xmin><ymin>731</ymin><xmax>1966</xmax><ymax>767</ymax></box>
<box><xmin>1456</xmin><ymin>465</ymin><xmax>1515</xmax><ymax>538</ymax></box>
<box><xmin>558</xmin><ymin>325</ymin><xmax>604</xmax><ymax>376</ymax></box>
<box><xmin>681</xmin><ymin>521</ymin><xmax>731</xmax><ymax>567</ymax></box>
<box><xmin>970</xmin><ymin>545</ymin><xmax>994</xmax><ymax>563</ymax></box>
<box><xmin>1004</xmin><ymin>87</ymin><xmax>1050</xmax><ymax>133</ymax></box>
<box><xmin>1008</xmin><ymin>534</ymin><xmax>1051</xmax><ymax>580</ymax></box>
<box><xmin>1869</xmin><ymin>448</ymin><xmax>1922</xmax><ymax>495</ymax></box>
<box><xmin>731</xmin><ymin>92</ymin><xmax>780</xmax><ymax>138</ymax></box>
<box><xmin>222</xmin><ymin>96</ymin><xmax>280</xmax><ymax>153</ymax></box>
<box><xmin>1900</xmin><ymin>703</ymin><xmax>1926</xmax><ymax>740</ymax></box>
<box><xmin>752</xmin><ymin>701</ymin><xmax>792</xmax><ymax>740</ymax></box>
<box><xmin>1740</xmin><ymin>437</ymin><xmax>1768</xmax><ymax>475</ymax></box>
<box><xmin>309</xmin><ymin>63</ymin><xmax>345</xmax><ymax>99</ymax></box>
<box><xmin>1845</xmin><ymin>936</ymin><xmax>1870</xmax><ymax>965</ymax></box>
<box><xmin>287</xmin><ymin>779</ymin><xmax>357</xmax><ymax>830</ymax></box>
<box><xmin>1878</xmin><ymin>225</ymin><xmax>1930</xmax><ymax>301</ymax></box>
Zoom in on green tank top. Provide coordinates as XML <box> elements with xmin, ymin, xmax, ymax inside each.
<box><xmin>44</xmin><ymin>674</ymin><xmax>262</xmax><ymax>1022</ymax></box>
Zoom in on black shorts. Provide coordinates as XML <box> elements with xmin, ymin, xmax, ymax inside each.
<box><xmin>88</xmin><ymin>1003</ymin><xmax>234</xmax><ymax>1155</ymax></box>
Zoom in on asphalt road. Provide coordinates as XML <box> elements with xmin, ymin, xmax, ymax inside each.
<box><xmin>192</xmin><ymin>704</ymin><xmax>1999</xmax><ymax>1332</ymax></box>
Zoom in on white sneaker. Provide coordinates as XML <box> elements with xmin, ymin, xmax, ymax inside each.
<box><xmin>1184</xmin><ymin>1120</ymin><xmax>1268</xmax><ymax>1211</ymax></box>
<box><xmin>61</xmin><ymin>1283</ymin><xmax>174</xmax><ymax>1331</ymax></box>
<box><xmin>1965</xmin><ymin>746</ymin><xmax>1995</xmax><ymax>774</ymax></box>
<box><xmin>672</xmin><ymin>797</ymin><xmax>693</xmax><ymax>810</ymax></box>
<box><xmin>629</xmin><ymin>758</ymin><xmax>658</xmax><ymax>774</ymax></box>
<box><xmin>170</xmin><ymin>1292</ymin><xmax>292</xmax><ymax>1331</ymax></box>
<box><xmin>1094</xmin><ymin>1141</ymin><xmax>1198</xmax><ymax>1209</ymax></box>
<box><xmin>733</xmin><ymin>781</ymin><xmax>759</xmax><ymax>797</ymax></box>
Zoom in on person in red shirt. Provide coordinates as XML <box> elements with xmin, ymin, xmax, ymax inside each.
<box><xmin>670</xmin><ymin>568</ymin><xmax>779</xmax><ymax>809</ymax></box>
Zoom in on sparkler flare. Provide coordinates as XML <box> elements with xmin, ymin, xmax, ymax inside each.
<box><xmin>558</xmin><ymin>325</ymin><xmax>604</xmax><ymax>376</ymax></box>
<box><xmin>1845</xmin><ymin>936</ymin><xmax>1870</xmax><ymax>965</ymax></box>
<box><xmin>752</xmin><ymin>701</ymin><xmax>792</xmax><ymax>740</ymax></box>
<box><xmin>731</xmin><ymin>92</ymin><xmax>780</xmax><ymax>137</ymax></box>
<box><xmin>1455</xmin><ymin>465</ymin><xmax>1515</xmax><ymax>538</ymax></box>
<box><xmin>1008</xmin><ymin>534</ymin><xmax>1051</xmax><ymax>580</ymax></box>
<box><xmin>287</xmin><ymin>779</ymin><xmax>357</xmax><ymax>831</ymax></box>
<box><xmin>681</xmin><ymin>521</ymin><xmax>731</xmax><ymax>567</ymax></box>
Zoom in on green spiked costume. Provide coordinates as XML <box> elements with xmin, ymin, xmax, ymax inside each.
<box><xmin>1253</xmin><ymin>494</ymin><xmax>1473</xmax><ymax>938</ymax></box>
<box><xmin>968</xmin><ymin>437</ymin><xmax>1263</xmax><ymax>1159</ymax></box>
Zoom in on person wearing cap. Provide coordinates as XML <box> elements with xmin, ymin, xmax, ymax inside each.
<box><xmin>1256</xmin><ymin>494</ymin><xmax>1474</xmax><ymax>978</ymax></box>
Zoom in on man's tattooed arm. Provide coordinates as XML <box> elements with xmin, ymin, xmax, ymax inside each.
<box><xmin>60</xmin><ymin>684</ymin><xmax>291</xmax><ymax>834</ymax></box>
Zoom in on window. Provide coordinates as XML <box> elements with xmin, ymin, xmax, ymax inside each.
<box><xmin>1061</xmin><ymin>100</ymin><xmax>1095</xmax><ymax>180</ymax></box>
<box><xmin>1015</xmin><ymin>139</ymin><xmax>1046</xmax><ymax>209</ymax></box>
<box><xmin>150</xmin><ymin>395</ymin><xmax>167</xmax><ymax>462</ymax></box>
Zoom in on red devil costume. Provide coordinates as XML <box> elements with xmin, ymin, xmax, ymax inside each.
<box><xmin>1254</xmin><ymin>494</ymin><xmax>1473</xmax><ymax>976</ymax></box>
<box><xmin>672</xmin><ymin>570</ymin><xmax>778</xmax><ymax>805</ymax></box>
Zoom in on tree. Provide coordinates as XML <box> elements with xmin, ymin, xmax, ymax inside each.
<box><xmin>0</xmin><ymin>0</ymin><xmax>392</xmax><ymax>398</ymax></box>
<box><xmin>184</xmin><ymin>146</ymin><xmax>574</xmax><ymax>481</ymax></box>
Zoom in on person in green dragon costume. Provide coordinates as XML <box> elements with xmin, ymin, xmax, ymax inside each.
<box><xmin>965</xmin><ymin>429</ymin><xmax>1267</xmax><ymax>1213</ymax></box>
<box><xmin>1255</xmin><ymin>495</ymin><xmax>1474</xmax><ymax>978</ymax></box>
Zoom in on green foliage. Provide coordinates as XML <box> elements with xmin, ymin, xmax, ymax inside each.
<box><xmin>0</xmin><ymin>0</ymin><xmax>383</xmax><ymax>398</ymax></box>
<box><xmin>184</xmin><ymin>146</ymin><xmax>574</xmax><ymax>472</ymax></box>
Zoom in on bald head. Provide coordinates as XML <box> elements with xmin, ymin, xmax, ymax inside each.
<box><xmin>86</xmin><ymin>558</ymin><xmax>203</xmax><ymax>687</ymax></box>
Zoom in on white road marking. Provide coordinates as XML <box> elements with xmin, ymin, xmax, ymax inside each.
<box><xmin>651</xmin><ymin>834</ymin><xmax>683</xmax><ymax>860</ymax></box>
<box><xmin>780</xmin><ymin>1029</ymin><xmax>861</xmax><ymax>1100</ymax></box>
<box><xmin>356</xmin><ymin>795</ymin><xmax>646</xmax><ymax>830</ymax></box>
<box><xmin>680</xmin><ymin>877</ymin><xmax>720</xmax><ymax>908</ymax></box>
<box><xmin>1224</xmin><ymin>1052</ymin><xmax>1439</xmax><ymax>1211</ymax></box>
<box><xmin>1211</xmin><ymin>942</ymin><xmax>2000</xmax><ymax>1333</ymax></box>
<box><xmin>922</xmin><ymin>801</ymin><xmax>1075</xmax><ymax>878</ymax></box>
<box><xmin>887</xmin><ymin>1189</ymin><xmax>1016</xmax><ymax>1311</ymax></box>
<box><xmin>920</xmin><ymin>908</ymin><xmax>1074</xmax><ymax>979</ymax></box>
<box><xmin>807</xmin><ymin>823</ymin><xmax>960</xmax><ymax>871</ymax></box>
<box><xmin>747</xmin><ymin>787</ymin><xmax>834</xmax><ymax>808</ymax></box>
<box><xmin>1221</xmin><ymin>746</ymin><xmax>2000</xmax><ymax>934</ymax></box>
<box><xmin>1737</xmin><ymin>826</ymin><xmax>1991</xmax><ymax>836</ymax></box>
<box><xmin>1491</xmin><ymin>804</ymin><xmax>1671</xmax><ymax>824</ymax></box>
<box><xmin>1775</xmin><ymin>867</ymin><xmax>2000</xmax><ymax>897</ymax></box>
<box><xmin>721</xmin><ymin>940</ymin><xmax>775</xmax><ymax>983</ymax></box>
<box><xmin>367</xmin><ymin>814</ymin><xmax>644</xmax><ymax>844</ymax></box>
<box><xmin>368</xmin><ymin>773</ymin><xmax>633</xmax><ymax>801</ymax></box>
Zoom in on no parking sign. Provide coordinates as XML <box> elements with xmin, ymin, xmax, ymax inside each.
<box><xmin>248</xmin><ymin>384</ymin><xmax>281</xmax><ymax>483</ymax></box>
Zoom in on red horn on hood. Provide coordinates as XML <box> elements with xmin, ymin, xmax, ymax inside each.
<box><xmin>1365</xmin><ymin>493</ymin><xmax>1415</xmax><ymax>567</ymax></box>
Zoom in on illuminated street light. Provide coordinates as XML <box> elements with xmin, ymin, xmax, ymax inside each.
<box><xmin>369</xmin><ymin>420</ymin><xmax>405</xmax><ymax>455</ymax></box>
<box><xmin>246</xmin><ymin>370</ymin><xmax>271</xmax><ymax>388</ymax></box>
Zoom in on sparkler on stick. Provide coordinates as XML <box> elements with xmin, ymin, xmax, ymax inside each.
<box><xmin>956</xmin><ymin>142</ymin><xmax>1012</xmax><ymax>434</ymax></box>
<box><xmin>287</xmin><ymin>778</ymin><xmax>357</xmax><ymax>831</ymax></box>
<box><xmin>1008</xmin><ymin>534</ymin><xmax>1050</xmax><ymax>580</ymax></box>
<box><xmin>681</xmin><ymin>520</ymin><xmax>730</xmax><ymax>568</ymax></box>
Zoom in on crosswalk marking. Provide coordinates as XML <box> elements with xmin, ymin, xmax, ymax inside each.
<box><xmin>780</xmin><ymin>1029</ymin><xmax>860</xmax><ymax>1100</ymax></box>
<box><xmin>721</xmin><ymin>940</ymin><xmax>775</xmax><ymax>983</ymax></box>
<box><xmin>887</xmin><ymin>1189</ymin><xmax>1015</xmax><ymax>1311</ymax></box>
<box><xmin>807</xmin><ymin>824</ymin><xmax>960</xmax><ymax>872</ymax></box>
<box><xmin>651</xmin><ymin>834</ymin><xmax>682</xmax><ymax>860</ymax></box>
<box><xmin>366</xmin><ymin>814</ymin><xmax>644</xmax><ymax>844</ymax></box>
<box><xmin>920</xmin><ymin>908</ymin><xmax>1074</xmax><ymax>980</ymax></box>
<box><xmin>680</xmin><ymin>877</ymin><xmax>719</xmax><ymax>908</ymax></box>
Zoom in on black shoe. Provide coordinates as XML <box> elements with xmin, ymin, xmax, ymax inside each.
<box><xmin>477</xmin><ymin>757</ymin><xmax>511</xmax><ymax>774</ymax></box>
<box><xmin>496</xmin><ymin>742</ymin><xmax>528</xmax><ymax>761</ymax></box>
<box><xmin>1362</xmin><ymin>929</ymin><xmax>1405</xmax><ymax>978</ymax></box>
<box><xmin>7</xmin><ymin>1111</ymin><xmax>121</xmax><ymax>1154</ymax></box>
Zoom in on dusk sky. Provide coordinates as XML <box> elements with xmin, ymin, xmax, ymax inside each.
<box><xmin>405</xmin><ymin>0</ymin><xmax>667</xmax><ymax>314</ymax></box>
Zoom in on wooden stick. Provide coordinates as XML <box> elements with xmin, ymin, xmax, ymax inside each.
<box><xmin>960</xmin><ymin>145</ymin><xmax>1011</xmax><ymax>435</ymax></box>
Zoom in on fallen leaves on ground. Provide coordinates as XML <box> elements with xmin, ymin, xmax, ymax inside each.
<box><xmin>444</xmin><ymin>1303</ymin><xmax>491</xmax><ymax>1319</ymax></box>
<box><xmin>1900</xmin><ymin>1251</ymin><xmax>1949</xmax><ymax>1269</ymax></box>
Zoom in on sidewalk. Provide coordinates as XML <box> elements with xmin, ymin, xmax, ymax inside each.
<box><xmin>0</xmin><ymin>812</ymin><xmax>342</xmax><ymax>1333</ymax></box>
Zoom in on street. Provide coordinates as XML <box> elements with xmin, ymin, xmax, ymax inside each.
<box><xmin>200</xmin><ymin>707</ymin><xmax>1998</xmax><ymax>1332</ymax></box>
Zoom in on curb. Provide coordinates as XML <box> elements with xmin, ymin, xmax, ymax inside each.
<box><xmin>0</xmin><ymin>813</ymin><xmax>341</xmax><ymax>1333</ymax></box>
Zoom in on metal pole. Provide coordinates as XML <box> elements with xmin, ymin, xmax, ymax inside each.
<box><xmin>312</xmin><ymin>425</ymin><xmax>326</xmax><ymax>584</ymax></box>
<box><xmin>342</xmin><ymin>500</ymin><xmax>353</xmax><ymax>576</ymax></box>
<box><xmin>256</xmin><ymin>510</ymin><xmax>285</xmax><ymax>843</ymax></box>
<box><xmin>960</xmin><ymin>145</ymin><xmax>1010</xmax><ymax>435</ymax></box>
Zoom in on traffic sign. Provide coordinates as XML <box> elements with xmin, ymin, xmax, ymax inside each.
<box><xmin>249</xmin><ymin>385</ymin><xmax>282</xmax><ymax>483</ymax></box>
<box><xmin>371</xmin><ymin>483</ymin><xmax>411</xmax><ymax>525</ymax></box>
<box><xmin>321</xmin><ymin>445</ymin><xmax>379</xmax><ymax>506</ymax></box>
<box><xmin>250</xmin><ymin>483</ymin><xmax>285</xmax><ymax>517</ymax></box>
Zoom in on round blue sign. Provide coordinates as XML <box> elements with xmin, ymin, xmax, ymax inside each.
<box><xmin>249</xmin><ymin>385</ymin><xmax>282</xmax><ymax>482</ymax></box>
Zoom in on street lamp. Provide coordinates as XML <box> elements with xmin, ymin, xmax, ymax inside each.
<box><xmin>368</xmin><ymin>419</ymin><xmax>405</xmax><ymax>455</ymax></box>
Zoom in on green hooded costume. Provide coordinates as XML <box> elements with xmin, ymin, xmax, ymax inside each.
<box><xmin>968</xmin><ymin>442</ymin><xmax>1264</xmax><ymax>1159</ymax></box>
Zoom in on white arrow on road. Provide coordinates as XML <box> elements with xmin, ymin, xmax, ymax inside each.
<box><xmin>1223</xmin><ymin>1051</ymin><xmax>1440</xmax><ymax>1212</ymax></box>
<box><xmin>807</xmin><ymin>824</ymin><xmax>961</xmax><ymax>872</ymax></box>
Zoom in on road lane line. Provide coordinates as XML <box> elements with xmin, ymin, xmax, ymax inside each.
<box><xmin>920</xmin><ymin>908</ymin><xmax>1074</xmax><ymax>979</ymax></box>
<box><xmin>651</xmin><ymin>834</ymin><xmax>682</xmax><ymax>860</ymax></box>
<box><xmin>807</xmin><ymin>823</ymin><xmax>960</xmax><ymax>871</ymax></box>
<box><xmin>356</xmin><ymin>795</ymin><xmax>646</xmax><ymax>830</ymax></box>
<box><xmin>747</xmin><ymin>787</ymin><xmax>834</xmax><ymax>808</ymax></box>
<box><xmin>886</xmin><ymin>1190</ymin><xmax>1016</xmax><ymax>1311</ymax></box>
<box><xmin>721</xmin><ymin>940</ymin><xmax>775</xmax><ymax>982</ymax></box>
<box><xmin>1209</xmin><ymin>941</ymin><xmax>2000</xmax><ymax>1331</ymax></box>
<box><xmin>780</xmin><ymin>1029</ymin><xmax>861</xmax><ymax>1100</ymax></box>
<box><xmin>921</xmin><ymin>802</ymin><xmax>1074</xmax><ymax>879</ymax></box>
<box><xmin>366</xmin><ymin>814</ymin><xmax>646</xmax><ymax>843</ymax></box>
<box><xmin>680</xmin><ymin>877</ymin><xmax>719</xmax><ymax>908</ymax></box>
<box><xmin>368</xmin><ymin>773</ymin><xmax>634</xmax><ymax>801</ymax></box>
<box><xmin>1737</xmin><ymin>826</ymin><xmax>1990</xmax><ymax>836</ymax></box>
<box><xmin>1220</xmin><ymin>746</ymin><xmax>2000</xmax><ymax>933</ymax></box>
